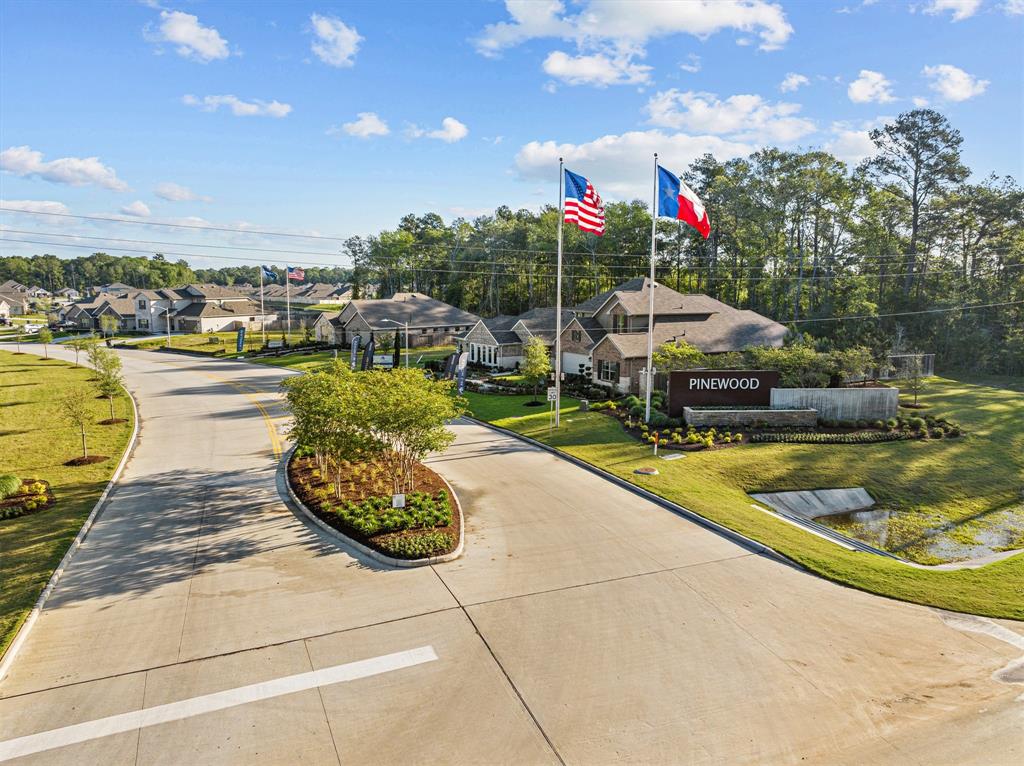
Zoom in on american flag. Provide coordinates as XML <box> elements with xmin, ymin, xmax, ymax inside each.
<box><xmin>287</xmin><ymin>266</ymin><xmax>305</xmax><ymax>281</ymax></box>
<box><xmin>563</xmin><ymin>168</ymin><xmax>605</xmax><ymax>236</ymax></box>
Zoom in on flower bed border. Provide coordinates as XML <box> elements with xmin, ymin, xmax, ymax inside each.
<box><xmin>281</xmin><ymin>445</ymin><xmax>464</xmax><ymax>568</ymax></box>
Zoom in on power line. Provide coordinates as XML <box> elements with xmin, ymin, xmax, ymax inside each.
<box><xmin>789</xmin><ymin>300</ymin><xmax>1024</xmax><ymax>324</ymax></box>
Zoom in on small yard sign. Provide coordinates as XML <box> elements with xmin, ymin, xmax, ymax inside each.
<box><xmin>392</xmin><ymin>494</ymin><xmax>406</xmax><ymax>509</ymax></box>
<box><xmin>547</xmin><ymin>386</ymin><xmax>558</xmax><ymax>402</ymax></box>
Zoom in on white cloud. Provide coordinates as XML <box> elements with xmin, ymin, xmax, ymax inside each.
<box><xmin>779</xmin><ymin>72</ymin><xmax>809</xmax><ymax>92</ymax></box>
<box><xmin>476</xmin><ymin>0</ymin><xmax>794</xmax><ymax>55</ymax></box>
<box><xmin>922</xmin><ymin>64</ymin><xmax>989</xmax><ymax>101</ymax></box>
<box><xmin>515</xmin><ymin>129</ymin><xmax>753</xmax><ymax>198</ymax></box>
<box><xmin>182</xmin><ymin>94</ymin><xmax>292</xmax><ymax>118</ymax></box>
<box><xmin>154</xmin><ymin>181</ymin><xmax>211</xmax><ymax>202</ymax></box>
<box><xmin>1005</xmin><ymin>0</ymin><xmax>1024</xmax><ymax>14</ymax></box>
<box><xmin>679</xmin><ymin>54</ymin><xmax>702</xmax><ymax>73</ymax></box>
<box><xmin>0</xmin><ymin>145</ymin><xmax>128</xmax><ymax>191</ymax></box>
<box><xmin>148</xmin><ymin>10</ymin><xmax>229</xmax><ymax>62</ymax></box>
<box><xmin>0</xmin><ymin>199</ymin><xmax>70</xmax><ymax>215</ymax></box>
<box><xmin>822</xmin><ymin>117</ymin><xmax>891</xmax><ymax>166</ymax></box>
<box><xmin>408</xmin><ymin>117</ymin><xmax>469</xmax><ymax>143</ymax></box>
<box><xmin>847</xmin><ymin>69</ymin><xmax>896</xmax><ymax>103</ymax></box>
<box><xmin>912</xmin><ymin>96</ymin><xmax>930</xmax><ymax>107</ymax></box>
<box><xmin>542</xmin><ymin>50</ymin><xmax>651</xmax><ymax>86</ymax></box>
<box><xmin>645</xmin><ymin>90</ymin><xmax>816</xmax><ymax>143</ymax></box>
<box><xmin>309</xmin><ymin>13</ymin><xmax>362</xmax><ymax>67</ymax></box>
<box><xmin>331</xmin><ymin>112</ymin><xmax>390</xmax><ymax>138</ymax></box>
<box><xmin>923</xmin><ymin>0</ymin><xmax>982</xmax><ymax>21</ymax></box>
<box><xmin>120</xmin><ymin>200</ymin><xmax>151</xmax><ymax>217</ymax></box>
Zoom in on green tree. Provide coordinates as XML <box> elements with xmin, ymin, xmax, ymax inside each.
<box><xmin>521</xmin><ymin>336</ymin><xmax>551</xmax><ymax>402</ymax></box>
<box><xmin>37</xmin><ymin>327</ymin><xmax>53</xmax><ymax>359</ymax></box>
<box><xmin>654</xmin><ymin>339</ymin><xmax>709</xmax><ymax>371</ymax></box>
<box><xmin>94</xmin><ymin>348</ymin><xmax>125</xmax><ymax>421</ymax></box>
<box><xmin>901</xmin><ymin>355</ymin><xmax>927</xmax><ymax>406</ymax></box>
<box><xmin>99</xmin><ymin>314</ymin><xmax>118</xmax><ymax>338</ymax></box>
<box><xmin>866</xmin><ymin>109</ymin><xmax>969</xmax><ymax>293</ymax></box>
<box><xmin>66</xmin><ymin>333</ymin><xmax>95</xmax><ymax>366</ymax></box>
<box><xmin>60</xmin><ymin>390</ymin><xmax>92</xmax><ymax>460</ymax></box>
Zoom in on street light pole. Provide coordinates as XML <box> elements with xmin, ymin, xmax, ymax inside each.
<box><xmin>381</xmin><ymin>318</ymin><xmax>409</xmax><ymax>368</ymax></box>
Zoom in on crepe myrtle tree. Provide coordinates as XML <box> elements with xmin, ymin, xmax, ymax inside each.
<box><xmin>360</xmin><ymin>367</ymin><xmax>466</xmax><ymax>495</ymax></box>
<box><xmin>521</xmin><ymin>336</ymin><xmax>551</xmax><ymax>402</ymax></box>
<box><xmin>66</xmin><ymin>333</ymin><xmax>96</xmax><ymax>366</ymax></box>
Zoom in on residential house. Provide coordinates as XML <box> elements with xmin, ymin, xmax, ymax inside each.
<box><xmin>0</xmin><ymin>291</ymin><xmax>31</xmax><ymax>317</ymax></box>
<box><xmin>456</xmin><ymin>278</ymin><xmax>787</xmax><ymax>391</ymax></box>
<box><xmin>581</xmin><ymin>278</ymin><xmax>788</xmax><ymax>393</ymax></box>
<box><xmin>321</xmin><ymin>292</ymin><xmax>478</xmax><ymax>349</ymax></box>
<box><xmin>88</xmin><ymin>282</ymin><xmax>134</xmax><ymax>296</ymax></box>
<box><xmin>0</xmin><ymin>279</ymin><xmax>28</xmax><ymax>294</ymax></box>
<box><xmin>52</xmin><ymin>287</ymin><xmax>81</xmax><ymax>305</ymax></box>
<box><xmin>259</xmin><ymin>282</ymin><xmax>350</xmax><ymax>306</ymax></box>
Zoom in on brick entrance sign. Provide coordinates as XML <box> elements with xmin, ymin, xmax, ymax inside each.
<box><xmin>667</xmin><ymin>370</ymin><xmax>780</xmax><ymax>415</ymax></box>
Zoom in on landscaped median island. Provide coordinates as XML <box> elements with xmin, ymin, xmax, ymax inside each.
<box><xmin>0</xmin><ymin>349</ymin><xmax>135</xmax><ymax>655</ymax></box>
<box><xmin>281</xmin><ymin>361</ymin><xmax>466</xmax><ymax>562</ymax></box>
<box><xmin>464</xmin><ymin>375</ymin><xmax>1024</xmax><ymax>620</ymax></box>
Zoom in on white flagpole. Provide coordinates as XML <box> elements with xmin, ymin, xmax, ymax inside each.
<box><xmin>259</xmin><ymin>267</ymin><xmax>267</xmax><ymax>346</ymax></box>
<box><xmin>554</xmin><ymin>158</ymin><xmax>564</xmax><ymax>429</ymax></box>
<box><xmin>644</xmin><ymin>153</ymin><xmax>658</xmax><ymax>424</ymax></box>
<box><xmin>286</xmin><ymin>268</ymin><xmax>292</xmax><ymax>343</ymax></box>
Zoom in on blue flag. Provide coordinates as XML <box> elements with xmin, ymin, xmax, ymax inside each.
<box><xmin>261</xmin><ymin>265</ymin><xmax>277</xmax><ymax>281</ymax></box>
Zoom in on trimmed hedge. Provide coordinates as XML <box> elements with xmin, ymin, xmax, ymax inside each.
<box><xmin>375</xmin><ymin>531</ymin><xmax>456</xmax><ymax>559</ymax></box>
<box><xmin>750</xmin><ymin>431</ymin><xmax>910</xmax><ymax>445</ymax></box>
<box><xmin>0</xmin><ymin>474</ymin><xmax>20</xmax><ymax>500</ymax></box>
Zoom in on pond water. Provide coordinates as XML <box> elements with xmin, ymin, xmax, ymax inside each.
<box><xmin>817</xmin><ymin>502</ymin><xmax>1024</xmax><ymax>564</ymax></box>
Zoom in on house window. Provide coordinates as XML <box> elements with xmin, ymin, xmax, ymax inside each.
<box><xmin>137</xmin><ymin>300</ymin><xmax>146</xmax><ymax>309</ymax></box>
<box><xmin>139</xmin><ymin>319</ymin><xmax>149</xmax><ymax>329</ymax></box>
<box><xmin>598</xmin><ymin>360</ymin><xmax>620</xmax><ymax>382</ymax></box>
<box><xmin>571</xmin><ymin>330</ymin><xmax>582</xmax><ymax>343</ymax></box>
<box><xmin>612</xmin><ymin>315</ymin><xmax>625</xmax><ymax>333</ymax></box>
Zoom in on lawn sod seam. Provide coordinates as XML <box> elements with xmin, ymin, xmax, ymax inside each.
<box><xmin>0</xmin><ymin>350</ymin><xmax>136</xmax><ymax>657</ymax></box>
<box><xmin>463</xmin><ymin>379</ymin><xmax>1024</xmax><ymax>621</ymax></box>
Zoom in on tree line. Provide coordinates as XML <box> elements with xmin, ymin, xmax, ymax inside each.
<box><xmin>2</xmin><ymin>109</ymin><xmax>1021</xmax><ymax>373</ymax></box>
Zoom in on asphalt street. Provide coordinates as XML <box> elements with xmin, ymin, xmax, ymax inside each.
<box><xmin>0</xmin><ymin>345</ymin><xmax>1021</xmax><ymax>765</ymax></box>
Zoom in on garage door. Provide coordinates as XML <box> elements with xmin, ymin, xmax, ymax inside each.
<box><xmin>563</xmin><ymin>352</ymin><xmax>591</xmax><ymax>376</ymax></box>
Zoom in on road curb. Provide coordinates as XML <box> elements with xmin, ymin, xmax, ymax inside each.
<box><xmin>462</xmin><ymin>416</ymin><xmax>798</xmax><ymax>568</ymax></box>
<box><xmin>0</xmin><ymin>376</ymin><xmax>141</xmax><ymax>682</ymax></box>
<box><xmin>280</xmin><ymin>445</ymin><xmax>465</xmax><ymax>568</ymax></box>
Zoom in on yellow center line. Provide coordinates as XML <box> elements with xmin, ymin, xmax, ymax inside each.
<box><xmin>144</xmin><ymin>357</ymin><xmax>285</xmax><ymax>459</ymax></box>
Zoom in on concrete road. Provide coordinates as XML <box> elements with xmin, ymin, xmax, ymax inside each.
<box><xmin>1</xmin><ymin>345</ymin><xmax>1021</xmax><ymax>765</ymax></box>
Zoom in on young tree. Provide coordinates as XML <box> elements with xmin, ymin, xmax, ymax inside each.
<box><xmin>901</xmin><ymin>355</ymin><xmax>927</xmax><ymax>406</ymax></box>
<box><xmin>521</xmin><ymin>336</ymin><xmax>551</xmax><ymax>402</ymax></box>
<box><xmin>66</xmin><ymin>333</ymin><xmax>95</xmax><ymax>366</ymax></box>
<box><xmin>99</xmin><ymin>314</ymin><xmax>118</xmax><ymax>338</ymax></box>
<box><xmin>60</xmin><ymin>390</ymin><xmax>92</xmax><ymax>460</ymax></box>
<box><xmin>391</xmin><ymin>329</ymin><xmax>401</xmax><ymax>370</ymax></box>
<box><xmin>94</xmin><ymin>348</ymin><xmax>125</xmax><ymax>421</ymax></box>
<box><xmin>37</xmin><ymin>327</ymin><xmax>53</xmax><ymax>359</ymax></box>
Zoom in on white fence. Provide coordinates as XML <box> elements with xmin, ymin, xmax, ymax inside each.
<box><xmin>770</xmin><ymin>387</ymin><xmax>899</xmax><ymax>422</ymax></box>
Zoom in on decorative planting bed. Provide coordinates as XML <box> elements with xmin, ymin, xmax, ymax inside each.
<box><xmin>0</xmin><ymin>478</ymin><xmax>54</xmax><ymax>521</ymax></box>
<box><xmin>287</xmin><ymin>450</ymin><xmax>462</xmax><ymax>561</ymax></box>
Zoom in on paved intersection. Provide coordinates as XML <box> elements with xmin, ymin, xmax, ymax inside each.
<box><xmin>0</xmin><ymin>346</ymin><xmax>1021</xmax><ymax>764</ymax></box>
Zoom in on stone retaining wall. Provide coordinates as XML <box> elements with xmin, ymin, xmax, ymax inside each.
<box><xmin>770</xmin><ymin>387</ymin><xmax>898</xmax><ymax>421</ymax></box>
<box><xmin>683</xmin><ymin>407</ymin><xmax>818</xmax><ymax>427</ymax></box>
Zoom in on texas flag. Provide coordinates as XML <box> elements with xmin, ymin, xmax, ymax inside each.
<box><xmin>657</xmin><ymin>165</ymin><xmax>711</xmax><ymax>239</ymax></box>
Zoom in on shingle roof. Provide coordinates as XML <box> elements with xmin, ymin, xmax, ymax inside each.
<box><xmin>174</xmin><ymin>299</ymin><xmax>271</xmax><ymax>318</ymax></box>
<box><xmin>180</xmin><ymin>284</ymin><xmax>251</xmax><ymax>300</ymax></box>
<box><xmin>597</xmin><ymin>308</ymin><xmax>788</xmax><ymax>358</ymax></box>
<box><xmin>348</xmin><ymin>293</ymin><xmax>479</xmax><ymax>329</ymax></box>
<box><xmin>94</xmin><ymin>297</ymin><xmax>137</xmax><ymax>317</ymax></box>
<box><xmin>576</xmin><ymin>316</ymin><xmax>608</xmax><ymax>342</ymax></box>
<box><xmin>572</xmin><ymin>277</ymin><xmax>645</xmax><ymax>314</ymax></box>
<box><xmin>512</xmin><ymin>307</ymin><xmax>576</xmax><ymax>343</ymax></box>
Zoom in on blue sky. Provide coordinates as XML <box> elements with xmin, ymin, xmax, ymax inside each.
<box><xmin>1</xmin><ymin>0</ymin><xmax>1021</xmax><ymax>268</ymax></box>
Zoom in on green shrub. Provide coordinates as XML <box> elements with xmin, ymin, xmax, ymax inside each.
<box><xmin>909</xmin><ymin>417</ymin><xmax>927</xmax><ymax>430</ymax></box>
<box><xmin>629</xmin><ymin>405</ymin><xmax>643</xmax><ymax>417</ymax></box>
<box><xmin>648</xmin><ymin>411</ymin><xmax>670</xmax><ymax>428</ymax></box>
<box><xmin>326</xmin><ymin>490</ymin><xmax>452</xmax><ymax>537</ymax></box>
<box><xmin>886</xmin><ymin>418</ymin><xmax>899</xmax><ymax>429</ymax></box>
<box><xmin>872</xmin><ymin>420</ymin><xmax>884</xmax><ymax>429</ymax></box>
<box><xmin>0</xmin><ymin>474</ymin><xmax>21</xmax><ymax>500</ymax></box>
<box><xmin>750</xmin><ymin>431</ymin><xmax>909</xmax><ymax>445</ymax></box>
<box><xmin>623</xmin><ymin>395</ymin><xmax>641</xmax><ymax>408</ymax></box>
<box><xmin>376</xmin><ymin>531</ymin><xmax>455</xmax><ymax>559</ymax></box>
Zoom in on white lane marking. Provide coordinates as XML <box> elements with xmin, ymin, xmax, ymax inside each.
<box><xmin>0</xmin><ymin>645</ymin><xmax>438</xmax><ymax>762</ymax></box>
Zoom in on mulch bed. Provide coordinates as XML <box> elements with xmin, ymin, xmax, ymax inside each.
<box><xmin>99</xmin><ymin>418</ymin><xmax>129</xmax><ymax>425</ymax></box>
<box><xmin>0</xmin><ymin>478</ymin><xmax>54</xmax><ymax>520</ymax></box>
<box><xmin>288</xmin><ymin>453</ymin><xmax>460</xmax><ymax>558</ymax></box>
<box><xmin>64</xmin><ymin>455</ymin><xmax>109</xmax><ymax>466</ymax></box>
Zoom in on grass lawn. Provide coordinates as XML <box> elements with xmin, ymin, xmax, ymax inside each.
<box><xmin>0</xmin><ymin>350</ymin><xmax>135</xmax><ymax>655</ymax></box>
<box><xmin>252</xmin><ymin>345</ymin><xmax>456</xmax><ymax>373</ymax></box>
<box><xmin>132</xmin><ymin>330</ymin><xmax>311</xmax><ymax>356</ymax></box>
<box><xmin>466</xmin><ymin>375</ymin><xmax>1024</xmax><ymax>620</ymax></box>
